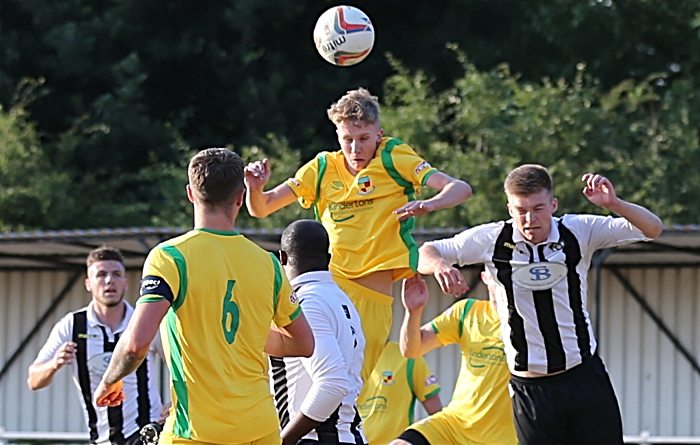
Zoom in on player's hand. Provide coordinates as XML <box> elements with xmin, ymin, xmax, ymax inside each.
<box><xmin>434</xmin><ymin>264</ymin><xmax>468</xmax><ymax>296</ymax></box>
<box><xmin>157</xmin><ymin>402</ymin><xmax>172</xmax><ymax>423</ymax></box>
<box><xmin>94</xmin><ymin>380</ymin><xmax>125</xmax><ymax>407</ymax></box>
<box><xmin>394</xmin><ymin>201</ymin><xmax>433</xmax><ymax>221</ymax></box>
<box><xmin>53</xmin><ymin>341</ymin><xmax>77</xmax><ymax>369</ymax></box>
<box><xmin>244</xmin><ymin>158</ymin><xmax>272</xmax><ymax>191</ymax></box>
<box><xmin>582</xmin><ymin>173</ymin><xmax>619</xmax><ymax>209</ymax></box>
<box><xmin>401</xmin><ymin>275</ymin><xmax>430</xmax><ymax>313</ymax></box>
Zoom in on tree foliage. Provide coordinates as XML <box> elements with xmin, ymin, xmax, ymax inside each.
<box><xmin>0</xmin><ymin>0</ymin><xmax>699</xmax><ymax>230</ymax></box>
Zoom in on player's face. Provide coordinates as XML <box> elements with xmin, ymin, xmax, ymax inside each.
<box><xmin>85</xmin><ymin>260</ymin><xmax>128</xmax><ymax>308</ymax></box>
<box><xmin>507</xmin><ymin>189</ymin><xmax>558</xmax><ymax>245</ymax></box>
<box><xmin>336</xmin><ymin>120</ymin><xmax>383</xmax><ymax>175</ymax></box>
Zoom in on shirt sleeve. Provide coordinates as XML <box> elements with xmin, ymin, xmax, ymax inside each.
<box><xmin>298</xmin><ymin>298</ymin><xmax>349</xmax><ymax>422</ymax></box>
<box><xmin>389</xmin><ymin>141</ymin><xmax>438</xmax><ymax>187</ymax></box>
<box><xmin>285</xmin><ymin>154</ymin><xmax>323</xmax><ymax>209</ymax></box>
<box><xmin>427</xmin><ymin>222</ymin><xmax>500</xmax><ymax>266</ymax></box>
<box><xmin>567</xmin><ymin>214</ymin><xmax>651</xmax><ymax>252</ymax></box>
<box><xmin>430</xmin><ymin>299</ymin><xmax>472</xmax><ymax>346</ymax></box>
<box><xmin>138</xmin><ymin>247</ymin><xmax>180</xmax><ymax>305</ymax></box>
<box><xmin>410</xmin><ymin>356</ymin><xmax>441</xmax><ymax>402</ymax></box>
<box><xmin>33</xmin><ymin>313</ymin><xmax>73</xmax><ymax>364</ymax></box>
<box><xmin>271</xmin><ymin>255</ymin><xmax>301</xmax><ymax>327</ymax></box>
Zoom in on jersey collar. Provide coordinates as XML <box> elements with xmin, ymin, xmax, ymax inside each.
<box><xmin>86</xmin><ymin>300</ymin><xmax>134</xmax><ymax>333</ymax></box>
<box><xmin>290</xmin><ymin>270</ymin><xmax>334</xmax><ymax>287</ymax></box>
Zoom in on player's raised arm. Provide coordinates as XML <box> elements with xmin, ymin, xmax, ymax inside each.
<box><xmin>418</xmin><ymin>244</ymin><xmax>468</xmax><ymax>296</ymax></box>
<box><xmin>244</xmin><ymin>158</ymin><xmax>298</xmax><ymax>218</ymax></box>
<box><xmin>394</xmin><ymin>172</ymin><xmax>472</xmax><ymax>221</ymax></box>
<box><xmin>399</xmin><ymin>275</ymin><xmax>443</xmax><ymax>359</ymax></box>
<box><xmin>581</xmin><ymin>173</ymin><xmax>663</xmax><ymax>239</ymax></box>
<box><xmin>265</xmin><ymin>312</ymin><xmax>314</xmax><ymax>358</ymax></box>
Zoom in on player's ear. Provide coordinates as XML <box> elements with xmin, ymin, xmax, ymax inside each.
<box><xmin>84</xmin><ymin>278</ymin><xmax>91</xmax><ymax>292</ymax></box>
<box><xmin>279</xmin><ymin>250</ymin><xmax>288</xmax><ymax>266</ymax></box>
<box><xmin>551</xmin><ymin>197</ymin><xmax>558</xmax><ymax>214</ymax></box>
<box><xmin>186</xmin><ymin>184</ymin><xmax>195</xmax><ymax>204</ymax></box>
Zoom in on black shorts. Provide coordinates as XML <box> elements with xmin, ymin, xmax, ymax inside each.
<box><xmin>509</xmin><ymin>353</ymin><xmax>623</xmax><ymax>445</ymax></box>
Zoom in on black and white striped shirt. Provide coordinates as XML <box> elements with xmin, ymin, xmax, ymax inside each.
<box><xmin>428</xmin><ymin>214</ymin><xmax>650</xmax><ymax>374</ymax></box>
<box><xmin>34</xmin><ymin>301</ymin><xmax>164</xmax><ymax>444</ymax></box>
<box><xmin>270</xmin><ymin>271</ymin><xmax>367</xmax><ymax>444</ymax></box>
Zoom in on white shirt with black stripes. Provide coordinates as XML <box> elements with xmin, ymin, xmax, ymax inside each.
<box><xmin>427</xmin><ymin>214</ymin><xmax>650</xmax><ymax>375</ymax></box>
<box><xmin>270</xmin><ymin>270</ymin><xmax>367</xmax><ymax>444</ymax></box>
<box><xmin>33</xmin><ymin>301</ymin><xmax>164</xmax><ymax>444</ymax></box>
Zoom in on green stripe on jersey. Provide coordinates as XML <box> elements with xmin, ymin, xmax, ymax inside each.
<box><xmin>381</xmin><ymin>139</ymin><xmax>419</xmax><ymax>272</ymax></box>
<box><xmin>159</xmin><ymin>244</ymin><xmax>188</xmax><ymax>311</ymax></box>
<box><xmin>270</xmin><ymin>253</ymin><xmax>283</xmax><ymax>312</ymax></box>
<box><xmin>166</xmin><ymin>308</ymin><xmax>191</xmax><ymax>438</ymax></box>
<box><xmin>406</xmin><ymin>358</ymin><xmax>417</xmax><ymax>424</ymax></box>
<box><xmin>458</xmin><ymin>299</ymin><xmax>475</xmax><ymax>338</ymax></box>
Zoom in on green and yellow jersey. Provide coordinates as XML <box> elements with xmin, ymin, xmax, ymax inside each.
<box><xmin>357</xmin><ymin>341</ymin><xmax>440</xmax><ymax>445</ymax></box>
<box><xmin>285</xmin><ymin>137</ymin><xmax>438</xmax><ymax>281</ymax></box>
<box><xmin>138</xmin><ymin>229</ymin><xmax>300</xmax><ymax>445</ymax></box>
<box><xmin>412</xmin><ymin>299</ymin><xmax>517</xmax><ymax>445</ymax></box>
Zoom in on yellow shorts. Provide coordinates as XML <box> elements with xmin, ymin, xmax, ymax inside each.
<box><xmin>333</xmin><ymin>275</ymin><xmax>393</xmax><ymax>386</ymax></box>
<box><xmin>409</xmin><ymin>409</ymin><xmax>517</xmax><ymax>445</ymax></box>
<box><xmin>159</xmin><ymin>429</ymin><xmax>281</xmax><ymax>445</ymax></box>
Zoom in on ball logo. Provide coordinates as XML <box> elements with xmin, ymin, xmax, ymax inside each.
<box><xmin>512</xmin><ymin>262</ymin><xmax>567</xmax><ymax>290</ymax></box>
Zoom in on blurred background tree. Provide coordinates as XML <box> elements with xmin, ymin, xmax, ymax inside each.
<box><xmin>0</xmin><ymin>0</ymin><xmax>698</xmax><ymax>230</ymax></box>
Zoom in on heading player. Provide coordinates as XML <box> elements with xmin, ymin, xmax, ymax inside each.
<box><xmin>245</xmin><ymin>87</ymin><xmax>472</xmax><ymax>388</ymax></box>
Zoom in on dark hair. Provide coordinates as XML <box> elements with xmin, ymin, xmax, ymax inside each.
<box><xmin>280</xmin><ymin>220</ymin><xmax>330</xmax><ymax>271</ymax></box>
<box><xmin>188</xmin><ymin>148</ymin><xmax>245</xmax><ymax>208</ymax></box>
<box><xmin>86</xmin><ymin>246</ymin><xmax>124</xmax><ymax>268</ymax></box>
<box><xmin>504</xmin><ymin>164</ymin><xmax>553</xmax><ymax>198</ymax></box>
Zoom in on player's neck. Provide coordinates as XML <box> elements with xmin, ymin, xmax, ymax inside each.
<box><xmin>193</xmin><ymin>207</ymin><xmax>238</xmax><ymax>232</ymax></box>
<box><xmin>93</xmin><ymin>300</ymin><xmax>126</xmax><ymax>332</ymax></box>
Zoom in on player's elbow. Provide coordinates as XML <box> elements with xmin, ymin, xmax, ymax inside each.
<box><xmin>453</xmin><ymin>179</ymin><xmax>473</xmax><ymax>202</ymax></box>
<box><xmin>646</xmin><ymin>220</ymin><xmax>664</xmax><ymax>239</ymax></box>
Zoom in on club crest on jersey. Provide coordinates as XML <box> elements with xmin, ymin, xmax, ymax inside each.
<box><xmin>290</xmin><ymin>291</ymin><xmax>299</xmax><ymax>304</ymax></box>
<box><xmin>512</xmin><ymin>261</ymin><xmax>568</xmax><ymax>290</ymax></box>
<box><xmin>357</xmin><ymin>175</ymin><xmax>375</xmax><ymax>195</ymax></box>
<box><xmin>381</xmin><ymin>371</ymin><xmax>395</xmax><ymax>385</ymax></box>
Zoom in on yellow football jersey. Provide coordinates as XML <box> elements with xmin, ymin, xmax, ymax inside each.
<box><xmin>421</xmin><ymin>299</ymin><xmax>517</xmax><ymax>445</ymax></box>
<box><xmin>138</xmin><ymin>229</ymin><xmax>300</xmax><ymax>445</ymax></box>
<box><xmin>358</xmin><ymin>341</ymin><xmax>441</xmax><ymax>445</ymax></box>
<box><xmin>285</xmin><ymin>137</ymin><xmax>438</xmax><ymax>281</ymax></box>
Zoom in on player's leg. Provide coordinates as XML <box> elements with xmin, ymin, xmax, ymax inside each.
<box><xmin>334</xmin><ymin>276</ymin><xmax>393</xmax><ymax>385</ymax></box>
<box><xmin>510</xmin><ymin>375</ymin><xmax>568</xmax><ymax>445</ymax></box>
<box><xmin>565</xmin><ymin>354</ymin><xmax>623</xmax><ymax>445</ymax></box>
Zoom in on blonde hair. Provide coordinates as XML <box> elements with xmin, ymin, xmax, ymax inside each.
<box><xmin>327</xmin><ymin>87</ymin><xmax>380</xmax><ymax>126</ymax></box>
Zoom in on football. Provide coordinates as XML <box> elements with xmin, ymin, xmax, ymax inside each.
<box><xmin>313</xmin><ymin>6</ymin><xmax>375</xmax><ymax>66</ymax></box>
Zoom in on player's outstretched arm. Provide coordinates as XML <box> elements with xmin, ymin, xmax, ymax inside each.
<box><xmin>281</xmin><ymin>414</ymin><xmax>323</xmax><ymax>445</ymax></box>
<box><xmin>27</xmin><ymin>341</ymin><xmax>77</xmax><ymax>390</ymax></box>
<box><xmin>394</xmin><ymin>172</ymin><xmax>472</xmax><ymax>221</ymax></box>
<box><xmin>421</xmin><ymin>393</ymin><xmax>443</xmax><ymax>416</ymax></box>
<box><xmin>418</xmin><ymin>244</ymin><xmax>468</xmax><ymax>296</ymax></box>
<box><xmin>582</xmin><ymin>173</ymin><xmax>663</xmax><ymax>239</ymax></box>
<box><xmin>244</xmin><ymin>158</ymin><xmax>298</xmax><ymax>218</ymax></box>
<box><xmin>265</xmin><ymin>312</ymin><xmax>314</xmax><ymax>358</ymax></box>
<box><xmin>400</xmin><ymin>275</ymin><xmax>443</xmax><ymax>359</ymax></box>
<box><xmin>94</xmin><ymin>299</ymin><xmax>170</xmax><ymax>407</ymax></box>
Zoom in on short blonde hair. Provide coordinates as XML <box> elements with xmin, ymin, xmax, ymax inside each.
<box><xmin>327</xmin><ymin>87</ymin><xmax>380</xmax><ymax>126</ymax></box>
